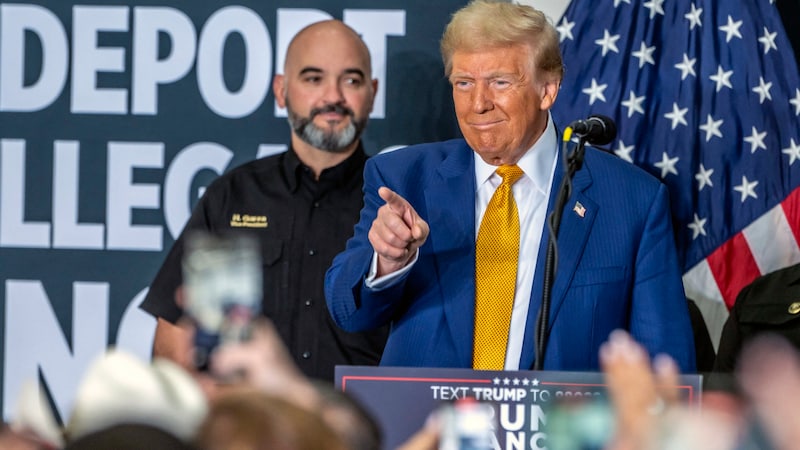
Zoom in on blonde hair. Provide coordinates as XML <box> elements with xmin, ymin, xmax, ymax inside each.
<box><xmin>440</xmin><ymin>0</ymin><xmax>563</xmax><ymax>79</ymax></box>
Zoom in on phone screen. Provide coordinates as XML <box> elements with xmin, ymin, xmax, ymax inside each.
<box><xmin>182</xmin><ymin>232</ymin><xmax>262</xmax><ymax>371</ymax></box>
<box><xmin>438</xmin><ymin>399</ymin><xmax>496</xmax><ymax>450</ymax></box>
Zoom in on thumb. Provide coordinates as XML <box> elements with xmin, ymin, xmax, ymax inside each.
<box><xmin>412</xmin><ymin>217</ymin><xmax>429</xmax><ymax>241</ymax></box>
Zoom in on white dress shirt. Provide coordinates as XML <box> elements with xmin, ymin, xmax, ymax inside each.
<box><xmin>474</xmin><ymin>117</ymin><xmax>558</xmax><ymax>369</ymax></box>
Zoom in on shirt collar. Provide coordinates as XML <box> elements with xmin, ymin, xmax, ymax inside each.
<box><xmin>282</xmin><ymin>142</ymin><xmax>368</xmax><ymax>193</ymax></box>
<box><xmin>474</xmin><ymin>113</ymin><xmax>558</xmax><ymax>195</ymax></box>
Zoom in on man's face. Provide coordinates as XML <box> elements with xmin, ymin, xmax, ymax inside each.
<box><xmin>275</xmin><ymin>27</ymin><xmax>376</xmax><ymax>153</ymax></box>
<box><xmin>449</xmin><ymin>44</ymin><xmax>559</xmax><ymax>166</ymax></box>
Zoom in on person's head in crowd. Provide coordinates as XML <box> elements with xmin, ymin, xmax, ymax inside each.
<box><xmin>440</xmin><ymin>0</ymin><xmax>562</xmax><ymax>166</ymax></box>
<box><xmin>64</xmin><ymin>423</ymin><xmax>196</xmax><ymax>450</ymax></box>
<box><xmin>194</xmin><ymin>387</ymin><xmax>347</xmax><ymax>450</ymax></box>
<box><xmin>273</xmin><ymin>20</ymin><xmax>377</xmax><ymax>173</ymax></box>
<box><xmin>312</xmin><ymin>381</ymin><xmax>383</xmax><ymax>450</ymax></box>
<box><xmin>63</xmin><ymin>350</ymin><xmax>207</xmax><ymax>445</ymax></box>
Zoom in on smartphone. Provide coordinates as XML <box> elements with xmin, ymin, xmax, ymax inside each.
<box><xmin>545</xmin><ymin>396</ymin><xmax>614</xmax><ymax>450</ymax></box>
<box><xmin>438</xmin><ymin>399</ymin><xmax>496</xmax><ymax>450</ymax></box>
<box><xmin>182</xmin><ymin>231</ymin><xmax>262</xmax><ymax>371</ymax></box>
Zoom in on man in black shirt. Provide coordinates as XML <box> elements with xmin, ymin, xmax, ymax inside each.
<box><xmin>140</xmin><ymin>20</ymin><xmax>387</xmax><ymax>382</ymax></box>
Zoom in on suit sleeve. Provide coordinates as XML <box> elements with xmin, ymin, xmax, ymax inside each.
<box><xmin>325</xmin><ymin>158</ymin><xmax>408</xmax><ymax>332</ymax></box>
<box><xmin>628</xmin><ymin>183</ymin><xmax>697</xmax><ymax>372</ymax></box>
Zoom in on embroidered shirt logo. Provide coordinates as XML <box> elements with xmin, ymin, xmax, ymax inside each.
<box><xmin>230</xmin><ymin>213</ymin><xmax>267</xmax><ymax>228</ymax></box>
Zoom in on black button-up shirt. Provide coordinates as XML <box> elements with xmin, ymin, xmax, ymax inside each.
<box><xmin>141</xmin><ymin>144</ymin><xmax>388</xmax><ymax>381</ymax></box>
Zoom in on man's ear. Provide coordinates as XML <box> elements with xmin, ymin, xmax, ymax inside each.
<box><xmin>540</xmin><ymin>80</ymin><xmax>561</xmax><ymax>111</ymax></box>
<box><xmin>273</xmin><ymin>74</ymin><xmax>287</xmax><ymax>108</ymax></box>
<box><xmin>539</xmin><ymin>79</ymin><xmax>560</xmax><ymax>111</ymax></box>
<box><xmin>368</xmin><ymin>78</ymin><xmax>379</xmax><ymax>113</ymax></box>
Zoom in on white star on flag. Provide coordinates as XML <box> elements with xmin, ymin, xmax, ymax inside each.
<box><xmin>790</xmin><ymin>89</ymin><xmax>800</xmax><ymax>115</ymax></box>
<box><xmin>758</xmin><ymin>27</ymin><xmax>778</xmax><ymax>54</ymax></box>
<box><xmin>675</xmin><ymin>54</ymin><xmax>697</xmax><ymax>80</ymax></box>
<box><xmin>632</xmin><ymin>41</ymin><xmax>657</xmax><ymax>68</ymax></box>
<box><xmin>557</xmin><ymin>17</ymin><xmax>575</xmax><ymax>42</ymax></box>
<box><xmin>783</xmin><ymin>139</ymin><xmax>800</xmax><ymax>165</ymax></box>
<box><xmin>719</xmin><ymin>15</ymin><xmax>743</xmax><ymax>43</ymax></box>
<box><xmin>654</xmin><ymin>152</ymin><xmax>679</xmax><ymax>178</ymax></box>
<box><xmin>752</xmin><ymin>77</ymin><xmax>773</xmax><ymax>103</ymax></box>
<box><xmin>688</xmin><ymin>213</ymin><xmax>708</xmax><ymax>239</ymax></box>
<box><xmin>664</xmin><ymin>103</ymin><xmax>689</xmax><ymax>129</ymax></box>
<box><xmin>695</xmin><ymin>164</ymin><xmax>714</xmax><ymax>191</ymax></box>
<box><xmin>710</xmin><ymin>66</ymin><xmax>734</xmax><ymax>92</ymax></box>
<box><xmin>643</xmin><ymin>0</ymin><xmax>665</xmax><ymax>19</ymax></box>
<box><xmin>614</xmin><ymin>140</ymin><xmax>635</xmax><ymax>163</ymax></box>
<box><xmin>685</xmin><ymin>3</ymin><xmax>703</xmax><ymax>30</ymax></box>
<box><xmin>743</xmin><ymin>127</ymin><xmax>768</xmax><ymax>153</ymax></box>
<box><xmin>582</xmin><ymin>78</ymin><xmax>608</xmax><ymax>105</ymax></box>
<box><xmin>733</xmin><ymin>176</ymin><xmax>758</xmax><ymax>202</ymax></box>
<box><xmin>621</xmin><ymin>91</ymin><xmax>646</xmax><ymax>117</ymax></box>
<box><xmin>595</xmin><ymin>29</ymin><xmax>621</xmax><ymax>56</ymax></box>
<box><xmin>699</xmin><ymin>114</ymin><xmax>724</xmax><ymax>142</ymax></box>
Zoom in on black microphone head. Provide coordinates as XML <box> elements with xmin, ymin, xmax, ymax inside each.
<box><xmin>566</xmin><ymin>115</ymin><xmax>617</xmax><ymax>146</ymax></box>
<box><xmin>586</xmin><ymin>114</ymin><xmax>616</xmax><ymax>146</ymax></box>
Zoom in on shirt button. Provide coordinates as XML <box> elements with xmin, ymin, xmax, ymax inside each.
<box><xmin>308</xmin><ymin>249</ymin><xmax>316</xmax><ymax>256</ymax></box>
<box><xmin>313</xmin><ymin>201</ymin><xmax>320</xmax><ymax>208</ymax></box>
<box><xmin>305</xmin><ymin>299</ymin><xmax>313</xmax><ymax>307</ymax></box>
<box><xmin>302</xmin><ymin>351</ymin><xmax>311</xmax><ymax>359</ymax></box>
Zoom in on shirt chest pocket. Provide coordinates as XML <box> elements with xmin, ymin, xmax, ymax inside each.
<box><xmin>259</xmin><ymin>237</ymin><xmax>289</xmax><ymax>319</ymax></box>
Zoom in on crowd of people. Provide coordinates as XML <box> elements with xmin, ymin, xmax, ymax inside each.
<box><xmin>3</xmin><ymin>0</ymin><xmax>799</xmax><ymax>448</ymax></box>
<box><xmin>2</xmin><ymin>320</ymin><xmax>800</xmax><ymax>450</ymax></box>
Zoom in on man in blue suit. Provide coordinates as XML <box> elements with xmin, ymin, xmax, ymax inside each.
<box><xmin>325</xmin><ymin>0</ymin><xmax>696</xmax><ymax>372</ymax></box>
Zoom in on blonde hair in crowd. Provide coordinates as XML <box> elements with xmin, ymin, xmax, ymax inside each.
<box><xmin>440</xmin><ymin>0</ymin><xmax>564</xmax><ymax>80</ymax></box>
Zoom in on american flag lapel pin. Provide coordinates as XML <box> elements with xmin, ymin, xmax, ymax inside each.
<box><xmin>573</xmin><ymin>201</ymin><xmax>586</xmax><ymax>218</ymax></box>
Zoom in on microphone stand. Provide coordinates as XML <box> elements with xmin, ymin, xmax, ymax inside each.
<box><xmin>533</xmin><ymin>129</ymin><xmax>588</xmax><ymax>370</ymax></box>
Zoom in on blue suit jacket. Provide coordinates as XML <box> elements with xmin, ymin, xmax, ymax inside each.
<box><xmin>325</xmin><ymin>139</ymin><xmax>696</xmax><ymax>372</ymax></box>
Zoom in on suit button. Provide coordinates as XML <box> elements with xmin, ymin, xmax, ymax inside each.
<box><xmin>308</xmin><ymin>249</ymin><xmax>316</xmax><ymax>256</ymax></box>
<box><xmin>302</xmin><ymin>351</ymin><xmax>311</xmax><ymax>359</ymax></box>
<box><xmin>305</xmin><ymin>299</ymin><xmax>313</xmax><ymax>307</ymax></box>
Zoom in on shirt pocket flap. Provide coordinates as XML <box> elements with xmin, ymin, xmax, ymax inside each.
<box><xmin>259</xmin><ymin>237</ymin><xmax>283</xmax><ymax>266</ymax></box>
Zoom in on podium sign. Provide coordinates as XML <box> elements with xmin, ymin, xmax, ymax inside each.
<box><xmin>336</xmin><ymin>366</ymin><xmax>702</xmax><ymax>450</ymax></box>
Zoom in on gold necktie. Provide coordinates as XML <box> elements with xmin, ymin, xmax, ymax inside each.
<box><xmin>473</xmin><ymin>164</ymin><xmax>524</xmax><ymax>370</ymax></box>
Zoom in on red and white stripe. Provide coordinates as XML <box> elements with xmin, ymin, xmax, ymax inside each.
<box><xmin>684</xmin><ymin>187</ymin><xmax>800</xmax><ymax>341</ymax></box>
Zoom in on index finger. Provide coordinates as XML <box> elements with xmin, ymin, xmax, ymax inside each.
<box><xmin>378</xmin><ymin>186</ymin><xmax>408</xmax><ymax>212</ymax></box>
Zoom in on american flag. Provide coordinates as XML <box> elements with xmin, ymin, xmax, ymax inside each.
<box><xmin>550</xmin><ymin>0</ymin><xmax>800</xmax><ymax>340</ymax></box>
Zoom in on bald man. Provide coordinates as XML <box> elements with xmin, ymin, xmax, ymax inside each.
<box><xmin>141</xmin><ymin>20</ymin><xmax>388</xmax><ymax>382</ymax></box>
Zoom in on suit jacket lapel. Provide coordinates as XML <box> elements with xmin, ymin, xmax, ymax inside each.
<box><xmin>424</xmin><ymin>141</ymin><xmax>476</xmax><ymax>366</ymax></box>
<box><xmin>520</xmin><ymin>152</ymin><xmax>597</xmax><ymax>369</ymax></box>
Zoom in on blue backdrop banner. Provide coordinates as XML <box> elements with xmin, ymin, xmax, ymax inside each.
<box><xmin>0</xmin><ymin>0</ymin><xmax>466</xmax><ymax>422</ymax></box>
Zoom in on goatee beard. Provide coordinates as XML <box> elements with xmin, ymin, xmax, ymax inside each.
<box><xmin>287</xmin><ymin>102</ymin><xmax>366</xmax><ymax>153</ymax></box>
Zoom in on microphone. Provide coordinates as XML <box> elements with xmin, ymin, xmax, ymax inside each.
<box><xmin>566</xmin><ymin>115</ymin><xmax>617</xmax><ymax>146</ymax></box>
<box><xmin>535</xmin><ymin>114</ymin><xmax>617</xmax><ymax>370</ymax></box>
